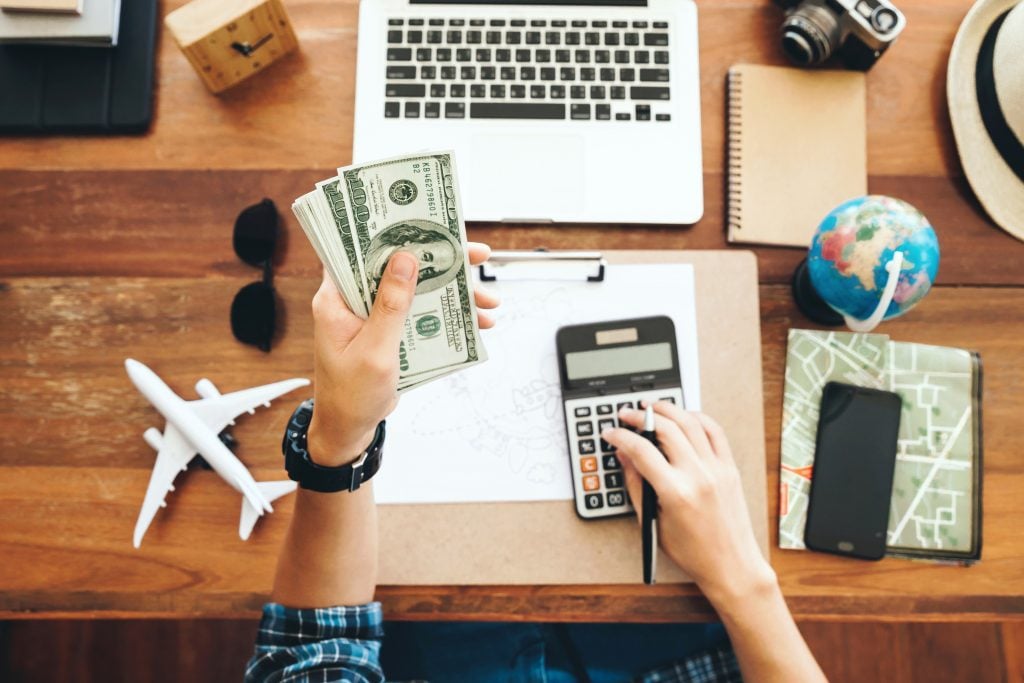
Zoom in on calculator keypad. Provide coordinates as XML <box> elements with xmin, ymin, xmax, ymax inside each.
<box><xmin>606</xmin><ymin>490</ymin><xmax>627</xmax><ymax>507</ymax></box>
<box><xmin>563</xmin><ymin>388</ymin><xmax>684</xmax><ymax>519</ymax></box>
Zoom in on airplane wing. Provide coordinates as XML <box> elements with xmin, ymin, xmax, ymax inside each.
<box><xmin>133</xmin><ymin>423</ymin><xmax>195</xmax><ymax>548</ymax></box>
<box><xmin>187</xmin><ymin>378</ymin><xmax>310</xmax><ymax>435</ymax></box>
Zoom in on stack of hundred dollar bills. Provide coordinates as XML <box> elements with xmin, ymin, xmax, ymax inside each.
<box><xmin>293</xmin><ymin>152</ymin><xmax>488</xmax><ymax>391</ymax></box>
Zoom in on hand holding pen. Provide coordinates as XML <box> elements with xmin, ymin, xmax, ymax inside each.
<box><xmin>600</xmin><ymin>402</ymin><xmax>775</xmax><ymax>603</ymax></box>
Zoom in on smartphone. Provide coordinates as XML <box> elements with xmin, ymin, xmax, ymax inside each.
<box><xmin>804</xmin><ymin>382</ymin><xmax>902</xmax><ymax>561</ymax></box>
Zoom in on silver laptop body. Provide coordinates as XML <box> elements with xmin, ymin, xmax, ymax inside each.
<box><xmin>353</xmin><ymin>0</ymin><xmax>703</xmax><ymax>224</ymax></box>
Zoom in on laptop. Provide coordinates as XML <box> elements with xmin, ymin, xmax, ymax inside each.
<box><xmin>353</xmin><ymin>0</ymin><xmax>703</xmax><ymax>224</ymax></box>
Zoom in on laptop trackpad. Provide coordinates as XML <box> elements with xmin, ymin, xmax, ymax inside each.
<box><xmin>472</xmin><ymin>134</ymin><xmax>585</xmax><ymax>221</ymax></box>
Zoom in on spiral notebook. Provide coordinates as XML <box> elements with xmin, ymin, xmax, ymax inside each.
<box><xmin>726</xmin><ymin>64</ymin><xmax>867</xmax><ymax>247</ymax></box>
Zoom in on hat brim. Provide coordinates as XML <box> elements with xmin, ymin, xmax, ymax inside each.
<box><xmin>948</xmin><ymin>0</ymin><xmax>1024</xmax><ymax>242</ymax></box>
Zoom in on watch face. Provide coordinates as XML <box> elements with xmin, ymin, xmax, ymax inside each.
<box><xmin>283</xmin><ymin>399</ymin><xmax>314</xmax><ymax>455</ymax></box>
<box><xmin>285</xmin><ymin>418</ymin><xmax>386</xmax><ymax>493</ymax></box>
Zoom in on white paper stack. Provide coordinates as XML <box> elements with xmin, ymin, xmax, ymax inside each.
<box><xmin>0</xmin><ymin>0</ymin><xmax>120</xmax><ymax>46</ymax></box>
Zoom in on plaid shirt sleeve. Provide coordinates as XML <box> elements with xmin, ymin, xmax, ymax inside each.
<box><xmin>245</xmin><ymin>602</ymin><xmax>384</xmax><ymax>683</ymax></box>
<box><xmin>635</xmin><ymin>645</ymin><xmax>743</xmax><ymax>683</ymax></box>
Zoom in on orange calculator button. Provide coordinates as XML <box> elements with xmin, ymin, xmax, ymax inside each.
<box><xmin>580</xmin><ymin>457</ymin><xmax>598</xmax><ymax>473</ymax></box>
<box><xmin>582</xmin><ymin>475</ymin><xmax>600</xmax><ymax>491</ymax></box>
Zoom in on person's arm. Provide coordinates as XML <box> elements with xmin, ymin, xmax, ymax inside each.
<box><xmin>246</xmin><ymin>244</ymin><xmax>498</xmax><ymax>682</ymax></box>
<box><xmin>603</xmin><ymin>403</ymin><xmax>826</xmax><ymax>683</ymax></box>
<box><xmin>272</xmin><ymin>243</ymin><xmax>498</xmax><ymax>607</ymax></box>
<box><xmin>269</xmin><ymin>251</ymin><xmax>413</xmax><ymax>608</ymax></box>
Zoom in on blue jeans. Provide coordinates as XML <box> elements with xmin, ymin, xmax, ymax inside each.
<box><xmin>380</xmin><ymin>621</ymin><xmax>729</xmax><ymax>682</ymax></box>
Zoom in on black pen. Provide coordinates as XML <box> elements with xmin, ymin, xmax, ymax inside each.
<box><xmin>640</xmin><ymin>403</ymin><xmax>659</xmax><ymax>585</ymax></box>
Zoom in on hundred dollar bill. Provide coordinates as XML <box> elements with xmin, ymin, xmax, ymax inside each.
<box><xmin>315</xmin><ymin>177</ymin><xmax>371</xmax><ymax>317</ymax></box>
<box><xmin>292</xmin><ymin>151</ymin><xmax>488</xmax><ymax>391</ymax></box>
<box><xmin>338</xmin><ymin>151</ymin><xmax>487</xmax><ymax>386</ymax></box>
<box><xmin>293</xmin><ymin>188</ymin><xmax>366</xmax><ymax>317</ymax></box>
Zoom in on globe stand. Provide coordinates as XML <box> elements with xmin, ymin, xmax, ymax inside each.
<box><xmin>791</xmin><ymin>258</ymin><xmax>844</xmax><ymax>326</ymax></box>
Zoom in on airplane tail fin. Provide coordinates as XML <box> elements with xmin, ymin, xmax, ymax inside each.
<box><xmin>239</xmin><ymin>480</ymin><xmax>298</xmax><ymax>541</ymax></box>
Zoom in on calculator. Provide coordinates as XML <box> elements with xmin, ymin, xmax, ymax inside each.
<box><xmin>556</xmin><ymin>316</ymin><xmax>684</xmax><ymax>520</ymax></box>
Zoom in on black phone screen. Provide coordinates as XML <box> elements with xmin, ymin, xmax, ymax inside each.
<box><xmin>804</xmin><ymin>382</ymin><xmax>902</xmax><ymax>560</ymax></box>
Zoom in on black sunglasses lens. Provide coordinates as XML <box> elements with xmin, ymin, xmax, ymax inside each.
<box><xmin>231</xmin><ymin>281</ymin><xmax>276</xmax><ymax>352</ymax></box>
<box><xmin>234</xmin><ymin>198</ymin><xmax>278</xmax><ymax>266</ymax></box>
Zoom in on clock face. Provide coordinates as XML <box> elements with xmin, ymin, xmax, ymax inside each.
<box><xmin>182</xmin><ymin>0</ymin><xmax>299</xmax><ymax>93</ymax></box>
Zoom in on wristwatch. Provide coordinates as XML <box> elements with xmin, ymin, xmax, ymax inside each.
<box><xmin>282</xmin><ymin>399</ymin><xmax>386</xmax><ymax>493</ymax></box>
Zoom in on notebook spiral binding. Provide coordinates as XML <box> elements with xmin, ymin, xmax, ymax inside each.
<box><xmin>726</xmin><ymin>68</ymin><xmax>744</xmax><ymax>234</ymax></box>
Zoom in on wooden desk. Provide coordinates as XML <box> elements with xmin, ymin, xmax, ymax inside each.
<box><xmin>1</xmin><ymin>0</ymin><xmax>1022</xmax><ymax>621</ymax></box>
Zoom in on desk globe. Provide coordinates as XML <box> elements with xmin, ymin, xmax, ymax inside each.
<box><xmin>792</xmin><ymin>195</ymin><xmax>940</xmax><ymax>332</ymax></box>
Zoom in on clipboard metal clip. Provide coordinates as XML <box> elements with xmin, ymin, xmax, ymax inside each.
<box><xmin>478</xmin><ymin>250</ymin><xmax>607</xmax><ymax>283</ymax></box>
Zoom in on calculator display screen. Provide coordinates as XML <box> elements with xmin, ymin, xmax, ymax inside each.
<box><xmin>564</xmin><ymin>342</ymin><xmax>673</xmax><ymax>380</ymax></box>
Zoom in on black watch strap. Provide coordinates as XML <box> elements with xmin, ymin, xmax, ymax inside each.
<box><xmin>282</xmin><ymin>399</ymin><xmax>386</xmax><ymax>493</ymax></box>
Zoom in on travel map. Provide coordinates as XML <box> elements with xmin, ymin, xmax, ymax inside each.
<box><xmin>886</xmin><ymin>342</ymin><xmax>978</xmax><ymax>554</ymax></box>
<box><xmin>779</xmin><ymin>330</ymin><xmax>979</xmax><ymax>559</ymax></box>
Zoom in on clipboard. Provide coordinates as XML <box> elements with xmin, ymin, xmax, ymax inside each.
<box><xmin>377</xmin><ymin>250</ymin><xmax>767</xmax><ymax>585</ymax></box>
<box><xmin>478</xmin><ymin>250</ymin><xmax>607</xmax><ymax>282</ymax></box>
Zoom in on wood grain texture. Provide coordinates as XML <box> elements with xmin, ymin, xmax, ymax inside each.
<box><xmin>0</xmin><ymin>279</ymin><xmax>1021</xmax><ymax>619</ymax></box>
<box><xmin>1004</xmin><ymin>621</ymin><xmax>1024</xmax><ymax>683</ymax></box>
<box><xmin>1</xmin><ymin>170</ymin><xmax>1021</xmax><ymax>285</ymax></box>
<box><xmin>800</xmin><ymin>622</ymin><xmax>914</xmax><ymax>683</ymax></box>
<box><xmin>0</xmin><ymin>619</ymin><xmax>255</xmax><ymax>682</ymax></box>
<box><xmin>798</xmin><ymin>621</ymin><xmax>1012</xmax><ymax>683</ymax></box>
<box><xmin>1</xmin><ymin>619</ymin><xmax>1017</xmax><ymax>682</ymax></box>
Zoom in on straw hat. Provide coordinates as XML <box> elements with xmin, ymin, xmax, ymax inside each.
<box><xmin>948</xmin><ymin>0</ymin><xmax>1024</xmax><ymax>241</ymax></box>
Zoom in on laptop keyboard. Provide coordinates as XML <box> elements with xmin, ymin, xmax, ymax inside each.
<box><xmin>384</xmin><ymin>18</ymin><xmax>672</xmax><ymax>121</ymax></box>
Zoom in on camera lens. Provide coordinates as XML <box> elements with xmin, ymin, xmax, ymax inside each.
<box><xmin>779</xmin><ymin>4</ymin><xmax>841</xmax><ymax>65</ymax></box>
<box><xmin>781</xmin><ymin>30</ymin><xmax>815</xmax><ymax>64</ymax></box>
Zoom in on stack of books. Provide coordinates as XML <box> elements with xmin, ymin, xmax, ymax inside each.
<box><xmin>0</xmin><ymin>0</ymin><xmax>120</xmax><ymax>46</ymax></box>
<box><xmin>2</xmin><ymin>0</ymin><xmax>82</xmax><ymax>11</ymax></box>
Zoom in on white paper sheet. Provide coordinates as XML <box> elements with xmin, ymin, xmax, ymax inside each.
<box><xmin>375</xmin><ymin>263</ymin><xmax>701</xmax><ymax>504</ymax></box>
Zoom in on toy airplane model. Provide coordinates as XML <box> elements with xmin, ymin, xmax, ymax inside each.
<box><xmin>125</xmin><ymin>358</ymin><xmax>309</xmax><ymax>548</ymax></box>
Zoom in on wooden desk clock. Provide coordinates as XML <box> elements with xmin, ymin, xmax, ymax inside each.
<box><xmin>165</xmin><ymin>0</ymin><xmax>299</xmax><ymax>94</ymax></box>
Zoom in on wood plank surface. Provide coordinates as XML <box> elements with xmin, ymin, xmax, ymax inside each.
<box><xmin>3</xmin><ymin>619</ymin><xmax>1020</xmax><ymax>682</ymax></box>
<box><xmin>1004</xmin><ymin>621</ymin><xmax>1024</xmax><ymax>683</ymax></box>
<box><xmin>796</xmin><ymin>621</ymin><xmax>1013</xmax><ymax>683</ymax></box>
<box><xmin>1</xmin><ymin>170</ymin><xmax>1020</xmax><ymax>287</ymax></box>
<box><xmin>0</xmin><ymin>280</ymin><xmax>1021</xmax><ymax>619</ymax></box>
<box><xmin>1</xmin><ymin>0</ymin><xmax>1023</xmax><ymax>620</ymax></box>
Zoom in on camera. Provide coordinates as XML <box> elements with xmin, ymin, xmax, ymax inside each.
<box><xmin>774</xmin><ymin>0</ymin><xmax>906</xmax><ymax>70</ymax></box>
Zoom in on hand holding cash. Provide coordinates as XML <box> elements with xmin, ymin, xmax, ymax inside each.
<box><xmin>294</xmin><ymin>152</ymin><xmax>495</xmax><ymax>393</ymax></box>
<box><xmin>305</xmin><ymin>244</ymin><xmax>497</xmax><ymax>464</ymax></box>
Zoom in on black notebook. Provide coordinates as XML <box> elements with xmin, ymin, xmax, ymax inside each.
<box><xmin>0</xmin><ymin>0</ymin><xmax>157</xmax><ymax>133</ymax></box>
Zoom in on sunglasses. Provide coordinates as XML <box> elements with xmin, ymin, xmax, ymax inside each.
<box><xmin>231</xmin><ymin>198</ymin><xmax>279</xmax><ymax>352</ymax></box>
